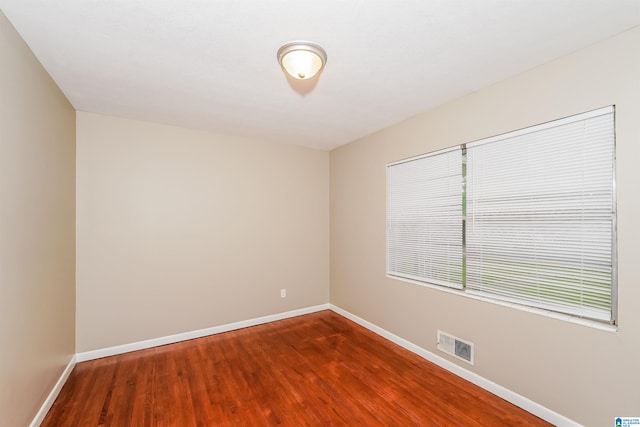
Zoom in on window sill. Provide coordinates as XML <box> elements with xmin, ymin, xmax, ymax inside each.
<box><xmin>387</xmin><ymin>275</ymin><xmax>618</xmax><ymax>333</ymax></box>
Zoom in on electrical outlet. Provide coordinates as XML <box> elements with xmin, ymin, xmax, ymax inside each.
<box><xmin>280</xmin><ymin>289</ymin><xmax>286</xmax><ymax>298</ymax></box>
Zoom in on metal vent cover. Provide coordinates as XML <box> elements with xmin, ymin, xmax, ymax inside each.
<box><xmin>437</xmin><ymin>330</ymin><xmax>474</xmax><ymax>365</ymax></box>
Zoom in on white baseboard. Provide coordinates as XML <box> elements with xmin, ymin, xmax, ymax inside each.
<box><xmin>329</xmin><ymin>304</ymin><xmax>582</xmax><ymax>427</ymax></box>
<box><xmin>30</xmin><ymin>355</ymin><xmax>76</xmax><ymax>427</ymax></box>
<box><xmin>76</xmin><ymin>304</ymin><xmax>330</xmax><ymax>362</ymax></box>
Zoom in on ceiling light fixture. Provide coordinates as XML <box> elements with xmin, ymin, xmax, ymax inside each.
<box><xmin>277</xmin><ymin>41</ymin><xmax>327</xmax><ymax>80</ymax></box>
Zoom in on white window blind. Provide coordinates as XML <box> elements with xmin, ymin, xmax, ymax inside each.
<box><xmin>466</xmin><ymin>107</ymin><xmax>615</xmax><ymax>321</ymax></box>
<box><xmin>387</xmin><ymin>148</ymin><xmax>464</xmax><ymax>289</ymax></box>
<box><xmin>386</xmin><ymin>106</ymin><xmax>616</xmax><ymax>323</ymax></box>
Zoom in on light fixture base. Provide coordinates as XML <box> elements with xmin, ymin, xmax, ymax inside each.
<box><xmin>277</xmin><ymin>41</ymin><xmax>327</xmax><ymax>80</ymax></box>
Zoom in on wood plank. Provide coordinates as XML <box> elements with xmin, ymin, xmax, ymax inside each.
<box><xmin>42</xmin><ymin>310</ymin><xmax>552</xmax><ymax>426</ymax></box>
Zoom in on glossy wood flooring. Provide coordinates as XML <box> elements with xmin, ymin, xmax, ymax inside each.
<box><xmin>43</xmin><ymin>310</ymin><xmax>551</xmax><ymax>426</ymax></box>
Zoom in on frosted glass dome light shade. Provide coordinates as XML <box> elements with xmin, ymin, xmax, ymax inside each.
<box><xmin>277</xmin><ymin>41</ymin><xmax>327</xmax><ymax>80</ymax></box>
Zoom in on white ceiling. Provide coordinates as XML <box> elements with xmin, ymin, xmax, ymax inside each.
<box><xmin>1</xmin><ymin>1</ymin><xmax>639</xmax><ymax>150</ymax></box>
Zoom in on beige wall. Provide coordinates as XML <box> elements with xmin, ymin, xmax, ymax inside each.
<box><xmin>0</xmin><ymin>11</ymin><xmax>76</xmax><ymax>427</ymax></box>
<box><xmin>330</xmin><ymin>27</ymin><xmax>640</xmax><ymax>426</ymax></box>
<box><xmin>76</xmin><ymin>112</ymin><xmax>329</xmax><ymax>352</ymax></box>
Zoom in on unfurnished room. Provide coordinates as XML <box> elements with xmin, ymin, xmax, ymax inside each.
<box><xmin>1</xmin><ymin>1</ymin><xmax>639</xmax><ymax>426</ymax></box>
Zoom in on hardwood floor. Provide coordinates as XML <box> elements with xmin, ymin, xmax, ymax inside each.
<box><xmin>42</xmin><ymin>310</ymin><xmax>551</xmax><ymax>426</ymax></box>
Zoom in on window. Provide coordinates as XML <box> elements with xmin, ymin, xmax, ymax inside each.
<box><xmin>387</xmin><ymin>106</ymin><xmax>616</xmax><ymax>324</ymax></box>
<box><xmin>386</xmin><ymin>148</ymin><xmax>464</xmax><ymax>288</ymax></box>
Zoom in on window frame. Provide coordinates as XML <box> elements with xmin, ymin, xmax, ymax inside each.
<box><xmin>386</xmin><ymin>106</ymin><xmax>617</xmax><ymax>325</ymax></box>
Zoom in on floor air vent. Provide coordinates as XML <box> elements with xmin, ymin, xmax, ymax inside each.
<box><xmin>437</xmin><ymin>330</ymin><xmax>474</xmax><ymax>365</ymax></box>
